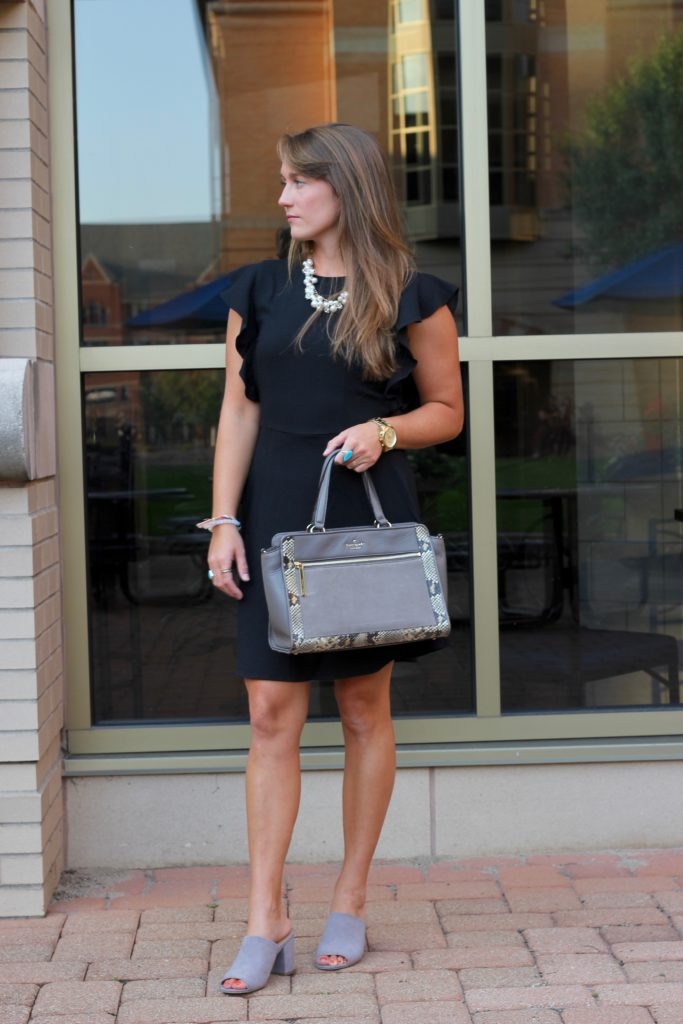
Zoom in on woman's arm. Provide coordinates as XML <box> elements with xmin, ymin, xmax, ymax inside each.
<box><xmin>206</xmin><ymin>308</ymin><xmax>261</xmax><ymax>599</ymax></box>
<box><xmin>393</xmin><ymin>304</ymin><xmax>464</xmax><ymax>446</ymax></box>
<box><xmin>324</xmin><ymin>305</ymin><xmax>463</xmax><ymax>469</ymax></box>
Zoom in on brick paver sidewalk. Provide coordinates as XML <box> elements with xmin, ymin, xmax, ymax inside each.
<box><xmin>2</xmin><ymin>849</ymin><xmax>683</xmax><ymax>1022</ymax></box>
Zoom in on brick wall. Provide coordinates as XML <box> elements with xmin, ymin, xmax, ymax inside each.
<box><xmin>0</xmin><ymin>0</ymin><xmax>65</xmax><ymax>917</ymax></box>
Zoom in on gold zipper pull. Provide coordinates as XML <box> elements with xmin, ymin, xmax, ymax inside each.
<box><xmin>294</xmin><ymin>560</ymin><xmax>306</xmax><ymax>596</ymax></box>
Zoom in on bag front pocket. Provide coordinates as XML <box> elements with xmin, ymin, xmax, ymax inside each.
<box><xmin>293</xmin><ymin>551</ymin><xmax>440</xmax><ymax>638</ymax></box>
<box><xmin>293</xmin><ymin>551</ymin><xmax>421</xmax><ymax>597</ymax></box>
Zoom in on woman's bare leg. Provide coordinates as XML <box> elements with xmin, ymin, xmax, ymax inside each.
<box><xmin>223</xmin><ymin>677</ymin><xmax>310</xmax><ymax>989</ymax></box>
<box><xmin>317</xmin><ymin>662</ymin><xmax>395</xmax><ymax>966</ymax></box>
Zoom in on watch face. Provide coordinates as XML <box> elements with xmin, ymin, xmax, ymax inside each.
<box><xmin>383</xmin><ymin>426</ymin><xmax>397</xmax><ymax>449</ymax></box>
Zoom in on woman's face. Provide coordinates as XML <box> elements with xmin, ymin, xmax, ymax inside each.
<box><xmin>278</xmin><ymin>162</ymin><xmax>341</xmax><ymax>248</ymax></box>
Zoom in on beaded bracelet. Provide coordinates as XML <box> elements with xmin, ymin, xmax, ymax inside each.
<box><xmin>196</xmin><ymin>514</ymin><xmax>241</xmax><ymax>532</ymax></box>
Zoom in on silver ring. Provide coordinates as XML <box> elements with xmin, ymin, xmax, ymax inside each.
<box><xmin>219</xmin><ymin>567</ymin><xmax>233</xmax><ymax>575</ymax></box>
<box><xmin>207</xmin><ymin>569</ymin><xmax>214</xmax><ymax>580</ymax></box>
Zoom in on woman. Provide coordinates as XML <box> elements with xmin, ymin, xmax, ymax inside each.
<box><xmin>204</xmin><ymin>123</ymin><xmax>463</xmax><ymax>994</ymax></box>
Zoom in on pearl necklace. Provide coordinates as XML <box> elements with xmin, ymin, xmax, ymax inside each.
<box><xmin>302</xmin><ymin>258</ymin><xmax>349</xmax><ymax>313</ymax></box>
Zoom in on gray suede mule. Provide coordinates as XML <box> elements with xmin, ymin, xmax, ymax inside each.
<box><xmin>315</xmin><ymin>912</ymin><xmax>366</xmax><ymax>971</ymax></box>
<box><xmin>220</xmin><ymin>932</ymin><xmax>295</xmax><ymax>995</ymax></box>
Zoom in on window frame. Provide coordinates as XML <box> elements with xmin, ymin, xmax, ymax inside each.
<box><xmin>51</xmin><ymin>0</ymin><xmax>683</xmax><ymax>770</ymax></box>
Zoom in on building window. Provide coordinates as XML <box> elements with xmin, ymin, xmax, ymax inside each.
<box><xmin>65</xmin><ymin>0</ymin><xmax>682</xmax><ymax>747</ymax></box>
<box><xmin>495</xmin><ymin>357</ymin><xmax>683</xmax><ymax>710</ymax></box>
<box><xmin>487</xmin><ymin>0</ymin><xmax>683</xmax><ymax>335</ymax></box>
<box><xmin>74</xmin><ymin>0</ymin><xmax>469</xmax><ymax>727</ymax></box>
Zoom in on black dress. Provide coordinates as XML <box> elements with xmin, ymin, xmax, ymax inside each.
<box><xmin>221</xmin><ymin>259</ymin><xmax>459</xmax><ymax>682</ymax></box>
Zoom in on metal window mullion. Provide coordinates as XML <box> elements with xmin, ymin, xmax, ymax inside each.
<box><xmin>466</xmin><ymin>359</ymin><xmax>501</xmax><ymax>717</ymax></box>
<box><xmin>79</xmin><ymin>343</ymin><xmax>227</xmax><ymax>373</ymax></box>
<box><xmin>457</xmin><ymin>0</ymin><xmax>492</xmax><ymax>338</ymax></box>
<box><xmin>456</xmin><ymin>2</ymin><xmax>500</xmax><ymax>717</ymax></box>
<box><xmin>49</xmin><ymin>0</ymin><xmax>93</xmax><ymax>733</ymax></box>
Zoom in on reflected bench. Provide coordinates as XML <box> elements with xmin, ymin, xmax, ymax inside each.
<box><xmin>500</xmin><ymin>626</ymin><xmax>680</xmax><ymax>708</ymax></box>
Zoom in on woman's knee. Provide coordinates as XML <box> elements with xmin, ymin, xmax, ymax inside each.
<box><xmin>336</xmin><ymin>682</ymin><xmax>392</xmax><ymax>738</ymax></box>
<box><xmin>246</xmin><ymin>681</ymin><xmax>309</xmax><ymax>745</ymax></box>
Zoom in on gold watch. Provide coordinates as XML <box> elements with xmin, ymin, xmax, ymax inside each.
<box><xmin>372</xmin><ymin>417</ymin><xmax>398</xmax><ymax>453</ymax></box>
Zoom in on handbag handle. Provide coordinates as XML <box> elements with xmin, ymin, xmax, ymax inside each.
<box><xmin>309</xmin><ymin>450</ymin><xmax>391</xmax><ymax>531</ymax></box>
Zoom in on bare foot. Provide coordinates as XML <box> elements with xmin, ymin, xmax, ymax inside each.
<box><xmin>221</xmin><ymin>977</ymin><xmax>248</xmax><ymax>992</ymax></box>
<box><xmin>317</xmin><ymin>952</ymin><xmax>348</xmax><ymax>967</ymax></box>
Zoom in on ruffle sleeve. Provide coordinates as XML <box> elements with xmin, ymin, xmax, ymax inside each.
<box><xmin>220</xmin><ymin>262</ymin><xmax>261</xmax><ymax>402</ymax></box>
<box><xmin>385</xmin><ymin>272</ymin><xmax>460</xmax><ymax>407</ymax></box>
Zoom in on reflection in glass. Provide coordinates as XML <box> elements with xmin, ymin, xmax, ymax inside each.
<box><xmin>75</xmin><ymin>0</ymin><xmax>223</xmax><ymax>348</ymax></box>
<box><xmin>402</xmin><ymin>53</ymin><xmax>428</xmax><ymax>89</ymax></box>
<box><xmin>76</xmin><ymin>0</ymin><xmax>464</xmax><ymax>332</ymax></box>
<box><xmin>397</xmin><ymin>0</ymin><xmax>423</xmax><ymax>24</ymax></box>
<box><xmin>388</xmin><ymin>0</ymin><xmax>462</xmax><ymax>282</ymax></box>
<box><xmin>76</xmin><ymin>1</ymin><xmax>470</xmax><ymax>724</ymax></box>
<box><xmin>495</xmin><ymin>358</ymin><xmax>683</xmax><ymax>711</ymax></box>
<box><xmin>402</xmin><ymin>378</ymin><xmax>472</xmax><ymax>717</ymax></box>
<box><xmin>84</xmin><ymin>369</ymin><xmax>240</xmax><ymax>723</ymax></box>
<box><xmin>487</xmin><ymin>2</ymin><xmax>683</xmax><ymax>334</ymax></box>
<box><xmin>85</xmin><ymin>366</ymin><xmax>473</xmax><ymax>724</ymax></box>
<box><xmin>405</xmin><ymin>93</ymin><xmax>429</xmax><ymax>124</ymax></box>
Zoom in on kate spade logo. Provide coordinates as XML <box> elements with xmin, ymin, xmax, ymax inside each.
<box><xmin>345</xmin><ymin>539</ymin><xmax>365</xmax><ymax>551</ymax></box>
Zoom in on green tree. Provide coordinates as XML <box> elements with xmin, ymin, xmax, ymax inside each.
<box><xmin>568</xmin><ymin>31</ymin><xmax>683</xmax><ymax>268</ymax></box>
<box><xmin>140</xmin><ymin>369</ymin><xmax>224</xmax><ymax>446</ymax></box>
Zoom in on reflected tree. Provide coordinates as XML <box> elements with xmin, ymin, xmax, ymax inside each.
<box><xmin>568</xmin><ymin>31</ymin><xmax>683</xmax><ymax>268</ymax></box>
<box><xmin>140</xmin><ymin>370</ymin><xmax>224</xmax><ymax>446</ymax></box>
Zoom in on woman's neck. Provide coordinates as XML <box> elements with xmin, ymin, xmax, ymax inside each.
<box><xmin>309</xmin><ymin>242</ymin><xmax>345</xmax><ymax>278</ymax></box>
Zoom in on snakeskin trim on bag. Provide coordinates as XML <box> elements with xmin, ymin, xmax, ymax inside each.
<box><xmin>415</xmin><ymin>523</ymin><xmax>450</xmax><ymax>626</ymax></box>
<box><xmin>280</xmin><ymin>529</ymin><xmax>450</xmax><ymax>655</ymax></box>
<box><xmin>282</xmin><ymin>538</ymin><xmax>304</xmax><ymax>636</ymax></box>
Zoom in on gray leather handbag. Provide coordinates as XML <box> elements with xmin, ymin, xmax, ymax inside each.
<box><xmin>261</xmin><ymin>450</ymin><xmax>451</xmax><ymax>654</ymax></box>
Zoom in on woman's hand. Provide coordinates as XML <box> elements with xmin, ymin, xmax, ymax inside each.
<box><xmin>323</xmin><ymin>420</ymin><xmax>383</xmax><ymax>472</ymax></box>
<box><xmin>207</xmin><ymin>524</ymin><xmax>250</xmax><ymax>600</ymax></box>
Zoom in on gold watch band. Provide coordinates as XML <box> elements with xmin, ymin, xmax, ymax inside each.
<box><xmin>372</xmin><ymin>417</ymin><xmax>398</xmax><ymax>453</ymax></box>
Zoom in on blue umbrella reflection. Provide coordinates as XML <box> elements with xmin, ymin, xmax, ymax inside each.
<box><xmin>554</xmin><ymin>243</ymin><xmax>683</xmax><ymax>307</ymax></box>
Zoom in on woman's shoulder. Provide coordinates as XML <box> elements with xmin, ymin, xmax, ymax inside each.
<box><xmin>229</xmin><ymin>258</ymin><xmax>288</xmax><ymax>289</ymax></box>
<box><xmin>396</xmin><ymin>270</ymin><xmax>459</xmax><ymax>329</ymax></box>
<box><xmin>405</xmin><ymin>269</ymin><xmax>459</xmax><ymax>304</ymax></box>
<box><xmin>221</xmin><ymin>259</ymin><xmax>288</xmax><ymax>311</ymax></box>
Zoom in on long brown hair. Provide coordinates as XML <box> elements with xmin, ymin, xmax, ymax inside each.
<box><xmin>277</xmin><ymin>124</ymin><xmax>415</xmax><ymax>380</ymax></box>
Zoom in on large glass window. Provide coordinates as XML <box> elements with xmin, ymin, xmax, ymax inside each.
<box><xmin>60</xmin><ymin>0</ymin><xmax>683</xmax><ymax>753</ymax></box>
<box><xmin>83</xmin><ymin>368</ymin><xmax>240</xmax><ymax>722</ymax></box>
<box><xmin>74</xmin><ymin>0</ymin><xmax>464</xmax><ymax>348</ymax></box>
<box><xmin>495</xmin><ymin>357</ymin><xmax>683</xmax><ymax>710</ymax></box>
<box><xmin>74</xmin><ymin>0</ymin><xmax>471</xmax><ymax>725</ymax></box>
<box><xmin>74</xmin><ymin>0</ymin><xmax>221</xmax><ymax>347</ymax></box>
<box><xmin>84</xmin><ymin>368</ymin><xmax>472</xmax><ymax>724</ymax></box>
<box><xmin>61</xmin><ymin>0</ymin><xmax>683</xmax><ymax>751</ymax></box>
<box><xmin>487</xmin><ymin>2</ymin><xmax>683</xmax><ymax>335</ymax></box>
